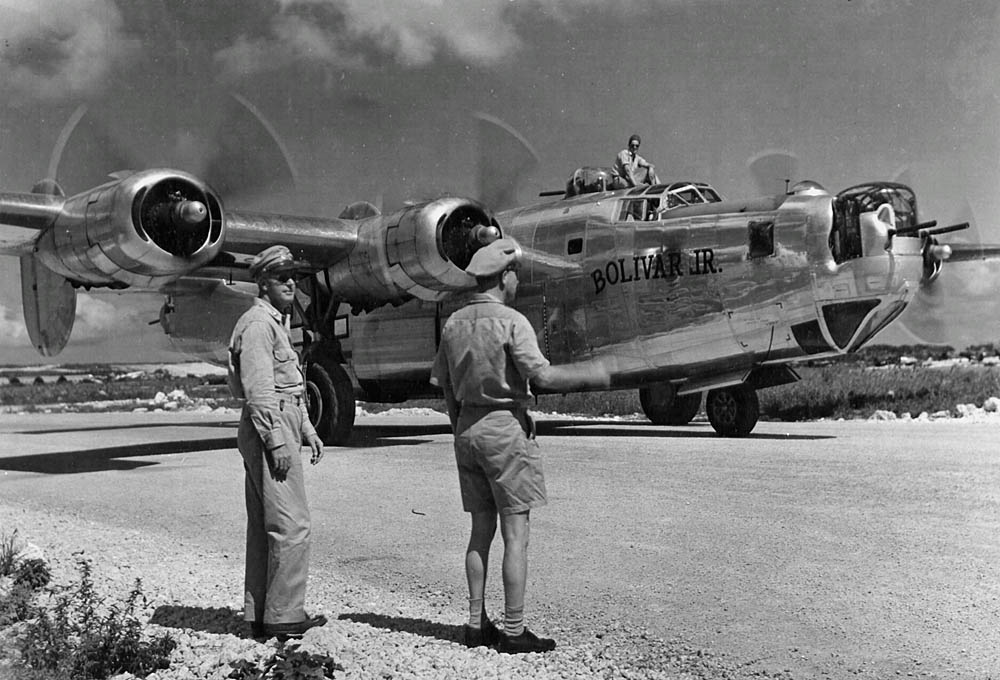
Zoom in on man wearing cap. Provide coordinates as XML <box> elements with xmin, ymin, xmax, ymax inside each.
<box><xmin>431</xmin><ymin>238</ymin><xmax>610</xmax><ymax>654</ymax></box>
<box><xmin>612</xmin><ymin>134</ymin><xmax>660</xmax><ymax>188</ymax></box>
<box><xmin>228</xmin><ymin>244</ymin><xmax>326</xmax><ymax>640</ymax></box>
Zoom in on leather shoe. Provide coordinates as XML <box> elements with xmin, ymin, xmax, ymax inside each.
<box><xmin>496</xmin><ymin>628</ymin><xmax>556</xmax><ymax>654</ymax></box>
<box><xmin>263</xmin><ymin>614</ymin><xmax>328</xmax><ymax>640</ymax></box>
<box><xmin>463</xmin><ymin>614</ymin><xmax>502</xmax><ymax>648</ymax></box>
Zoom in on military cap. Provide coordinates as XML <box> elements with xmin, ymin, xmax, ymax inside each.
<box><xmin>248</xmin><ymin>244</ymin><xmax>297</xmax><ymax>280</ymax></box>
<box><xmin>465</xmin><ymin>238</ymin><xmax>523</xmax><ymax>278</ymax></box>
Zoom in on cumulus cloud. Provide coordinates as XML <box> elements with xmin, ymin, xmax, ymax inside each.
<box><xmin>0</xmin><ymin>292</ymin><xmax>149</xmax><ymax>349</ymax></box>
<box><xmin>216</xmin><ymin>0</ymin><xmax>654</xmax><ymax>79</ymax></box>
<box><xmin>0</xmin><ymin>301</ymin><xmax>30</xmax><ymax>347</ymax></box>
<box><xmin>0</xmin><ymin>0</ymin><xmax>129</xmax><ymax>103</ymax></box>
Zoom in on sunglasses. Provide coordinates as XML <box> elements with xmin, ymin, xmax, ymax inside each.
<box><xmin>267</xmin><ymin>270</ymin><xmax>297</xmax><ymax>283</ymax></box>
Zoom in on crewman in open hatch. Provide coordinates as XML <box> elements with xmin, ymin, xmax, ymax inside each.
<box><xmin>611</xmin><ymin>133</ymin><xmax>660</xmax><ymax>188</ymax></box>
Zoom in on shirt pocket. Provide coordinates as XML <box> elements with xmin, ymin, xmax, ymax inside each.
<box><xmin>272</xmin><ymin>346</ymin><xmax>301</xmax><ymax>388</ymax></box>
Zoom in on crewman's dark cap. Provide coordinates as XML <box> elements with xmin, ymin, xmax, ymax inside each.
<box><xmin>628</xmin><ymin>134</ymin><xmax>641</xmax><ymax>145</ymax></box>
<box><xmin>465</xmin><ymin>238</ymin><xmax>523</xmax><ymax>278</ymax></box>
<box><xmin>249</xmin><ymin>245</ymin><xmax>298</xmax><ymax>280</ymax></box>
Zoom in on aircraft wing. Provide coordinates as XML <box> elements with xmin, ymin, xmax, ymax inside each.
<box><xmin>1</xmin><ymin>167</ymin><xmax>504</xmax><ymax>355</ymax></box>
<box><xmin>222</xmin><ymin>209</ymin><xmax>358</xmax><ymax>269</ymax></box>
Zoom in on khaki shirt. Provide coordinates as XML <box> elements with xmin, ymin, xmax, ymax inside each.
<box><xmin>612</xmin><ymin>148</ymin><xmax>651</xmax><ymax>187</ymax></box>
<box><xmin>228</xmin><ymin>297</ymin><xmax>317</xmax><ymax>450</ymax></box>
<box><xmin>430</xmin><ymin>294</ymin><xmax>550</xmax><ymax>409</ymax></box>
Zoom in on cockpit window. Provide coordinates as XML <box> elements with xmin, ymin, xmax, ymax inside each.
<box><xmin>619</xmin><ymin>181</ymin><xmax>723</xmax><ymax>221</ymax></box>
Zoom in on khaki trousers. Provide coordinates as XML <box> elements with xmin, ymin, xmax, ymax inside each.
<box><xmin>238</xmin><ymin>402</ymin><xmax>311</xmax><ymax>624</ymax></box>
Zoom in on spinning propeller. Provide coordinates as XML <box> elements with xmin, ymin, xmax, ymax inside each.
<box><xmin>45</xmin><ymin>93</ymin><xmax>298</xmax><ymax>205</ymax></box>
<box><xmin>888</xmin><ymin>165</ymin><xmax>1000</xmax><ymax>347</ymax></box>
<box><xmin>747</xmin><ymin>149</ymin><xmax>799</xmax><ymax>197</ymax></box>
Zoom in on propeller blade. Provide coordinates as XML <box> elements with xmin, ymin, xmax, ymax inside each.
<box><xmin>201</xmin><ymin>93</ymin><xmax>299</xmax><ymax>202</ymax></box>
<box><xmin>895</xmin><ymin>196</ymin><xmax>1000</xmax><ymax>346</ymax></box>
<box><xmin>474</xmin><ymin>111</ymin><xmax>540</xmax><ymax>211</ymax></box>
<box><xmin>48</xmin><ymin>105</ymin><xmax>141</xmax><ymax>195</ymax></box>
<box><xmin>747</xmin><ymin>149</ymin><xmax>798</xmax><ymax>197</ymax></box>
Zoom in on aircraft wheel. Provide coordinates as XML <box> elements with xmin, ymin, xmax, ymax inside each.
<box><xmin>305</xmin><ymin>358</ymin><xmax>356</xmax><ymax>445</ymax></box>
<box><xmin>669</xmin><ymin>392</ymin><xmax>702</xmax><ymax>425</ymax></box>
<box><xmin>639</xmin><ymin>384</ymin><xmax>701</xmax><ymax>425</ymax></box>
<box><xmin>705</xmin><ymin>385</ymin><xmax>759</xmax><ymax>437</ymax></box>
<box><xmin>639</xmin><ymin>382</ymin><xmax>675</xmax><ymax>425</ymax></box>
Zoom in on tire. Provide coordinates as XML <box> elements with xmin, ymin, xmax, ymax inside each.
<box><xmin>705</xmin><ymin>385</ymin><xmax>759</xmax><ymax>437</ymax></box>
<box><xmin>305</xmin><ymin>358</ymin><xmax>356</xmax><ymax>445</ymax></box>
<box><xmin>639</xmin><ymin>382</ymin><xmax>675</xmax><ymax>425</ymax></box>
<box><xmin>668</xmin><ymin>392</ymin><xmax>702</xmax><ymax>425</ymax></box>
<box><xmin>639</xmin><ymin>384</ymin><xmax>701</xmax><ymax>425</ymax></box>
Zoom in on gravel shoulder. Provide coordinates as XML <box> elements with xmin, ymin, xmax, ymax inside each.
<box><xmin>0</xmin><ymin>503</ymin><xmax>759</xmax><ymax>680</ymax></box>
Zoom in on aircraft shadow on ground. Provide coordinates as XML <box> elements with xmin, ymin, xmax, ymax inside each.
<box><xmin>150</xmin><ymin>604</ymin><xmax>247</xmax><ymax>636</ymax></box>
<box><xmin>338</xmin><ymin>612</ymin><xmax>463</xmax><ymax>645</ymax></box>
<box><xmin>347</xmin><ymin>423</ymin><xmax>452</xmax><ymax>448</ymax></box>
<box><xmin>16</xmin><ymin>420</ymin><xmax>238</xmax><ymax>435</ymax></box>
<box><xmin>346</xmin><ymin>419</ymin><xmax>833</xmax><ymax>443</ymax></box>
<box><xmin>0</xmin><ymin>438</ymin><xmax>236</xmax><ymax>475</ymax></box>
<box><xmin>538</xmin><ymin>420</ymin><xmax>834</xmax><ymax>440</ymax></box>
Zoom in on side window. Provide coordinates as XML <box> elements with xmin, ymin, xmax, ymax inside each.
<box><xmin>748</xmin><ymin>220</ymin><xmax>774</xmax><ymax>259</ymax></box>
<box><xmin>618</xmin><ymin>199</ymin><xmax>646</xmax><ymax>222</ymax></box>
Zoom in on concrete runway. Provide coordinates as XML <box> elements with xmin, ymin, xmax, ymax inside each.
<box><xmin>1</xmin><ymin>410</ymin><xmax>999</xmax><ymax>678</ymax></box>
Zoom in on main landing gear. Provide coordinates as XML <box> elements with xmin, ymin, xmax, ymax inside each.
<box><xmin>639</xmin><ymin>382</ymin><xmax>760</xmax><ymax>436</ymax></box>
<box><xmin>638</xmin><ymin>383</ymin><xmax>702</xmax><ymax>426</ymax></box>
<box><xmin>304</xmin><ymin>356</ymin><xmax>356</xmax><ymax>445</ymax></box>
<box><xmin>705</xmin><ymin>385</ymin><xmax>759</xmax><ymax>437</ymax></box>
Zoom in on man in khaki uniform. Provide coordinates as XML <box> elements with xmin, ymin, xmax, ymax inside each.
<box><xmin>228</xmin><ymin>244</ymin><xmax>326</xmax><ymax>640</ymax></box>
<box><xmin>611</xmin><ymin>133</ymin><xmax>660</xmax><ymax>188</ymax></box>
<box><xmin>431</xmin><ymin>238</ymin><xmax>610</xmax><ymax>654</ymax></box>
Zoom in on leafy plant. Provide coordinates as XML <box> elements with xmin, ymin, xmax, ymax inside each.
<box><xmin>0</xmin><ymin>529</ymin><xmax>18</xmax><ymax>577</ymax></box>
<box><xmin>15</xmin><ymin>557</ymin><xmax>176</xmax><ymax>680</ymax></box>
<box><xmin>0</xmin><ymin>582</ymin><xmax>36</xmax><ymax>626</ymax></box>
<box><xmin>13</xmin><ymin>558</ymin><xmax>51</xmax><ymax>590</ymax></box>
<box><xmin>228</xmin><ymin>644</ymin><xmax>344</xmax><ymax>680</ymax></box>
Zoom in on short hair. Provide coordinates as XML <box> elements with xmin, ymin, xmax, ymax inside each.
<box><xmin>628</xmin><ymin>134</ymin><xmax>641</xmax><ymax>145</ymax></box>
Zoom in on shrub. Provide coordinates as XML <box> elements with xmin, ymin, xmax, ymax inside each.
<box><xmin>13</xmin><ymin>558</ymin><xmax>51</xmax><ymax>590</ymax></box>
<box><xmin>228</xmin><ymin>644</ymin><xmax>344</xmax><ymax>680</ymax></box>
<box><xmin>16</xmin><ymin>557</ymin><xmax>176</xmax><ymax>680</ymax></box>
<box><xmin>0</xmin><ymin>582</ymin><xmax>36</xmax><ymax>626</ymax></box>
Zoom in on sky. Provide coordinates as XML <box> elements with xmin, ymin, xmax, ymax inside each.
<box><xmin>1</xmin><ymin>0</ymin><xmax>999</xmax><ymax>364</ymax></box>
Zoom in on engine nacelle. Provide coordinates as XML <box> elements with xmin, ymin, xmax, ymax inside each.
<box><xmin>324</xmin><ymin>197</ymin><xmax>501</xmax><ymax>311</ymax></box>
<box><xmin>33</xmin><ymin>169</ymin><xmax>224</xmax><ymax>288</ymax></box>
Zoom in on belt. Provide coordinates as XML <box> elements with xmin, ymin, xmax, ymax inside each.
<box><xmin>277</xmin><ymin>394</ymin><xmax>302</xmax><ymax>408</ymax></box>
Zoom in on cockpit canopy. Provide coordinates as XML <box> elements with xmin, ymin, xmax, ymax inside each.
<box><xmin>562</xmin><ymin>166</ymin><xmax>723</xmax><ymax>217</ymax></box>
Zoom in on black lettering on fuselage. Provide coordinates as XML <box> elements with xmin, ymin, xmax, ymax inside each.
<box><xmin>590</xmin><ymin>248</ymin><xmax>719</xmax><ymax>295</ymax></box>
<box><xmin>668</xmin><ymin>252</ymin><xmax>683</xmax><ymax>277</ymax></box>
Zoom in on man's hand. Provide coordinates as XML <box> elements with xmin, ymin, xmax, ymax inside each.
<box><xmin>306</xmin><ymin>432</ymin><xmax>324</xmax><ymax>465</ymax></box>
<box><xmin>270</xmin><ymin>446</ymin><xmax>293</xmax><ymax>480</ymax></box>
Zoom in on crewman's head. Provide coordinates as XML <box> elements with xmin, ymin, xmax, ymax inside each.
<box><xmin>466</xmin><ymin>238</ymin><xmax>522</xmax><ymax>303</ymax></box>
<box><xmin>628</xmin><ymin>134</ymin><xmax>641</xmax><ymax>150</ymax></box>
<box><xmin>250</xmin><ymin>245</ymin><xmax>298</xmax><ymax>310</ymax></box>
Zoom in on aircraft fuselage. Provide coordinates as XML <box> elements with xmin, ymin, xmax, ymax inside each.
<box><xmin>346</xmin><ymin>181</ymin><xmax>923</xmax><ymax>400</ymax></box>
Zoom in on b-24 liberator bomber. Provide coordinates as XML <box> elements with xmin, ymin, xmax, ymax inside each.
<box><xmin>1</xmin><ymin>121</ymin><xmax>996</xmax><ymax>442</ymax></box>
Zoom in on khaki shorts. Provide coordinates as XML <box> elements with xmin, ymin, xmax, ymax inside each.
<box><xmin>454</xmin><ymin>409</ymin><xmax>546</xmax><ymax>515</ymax></box>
